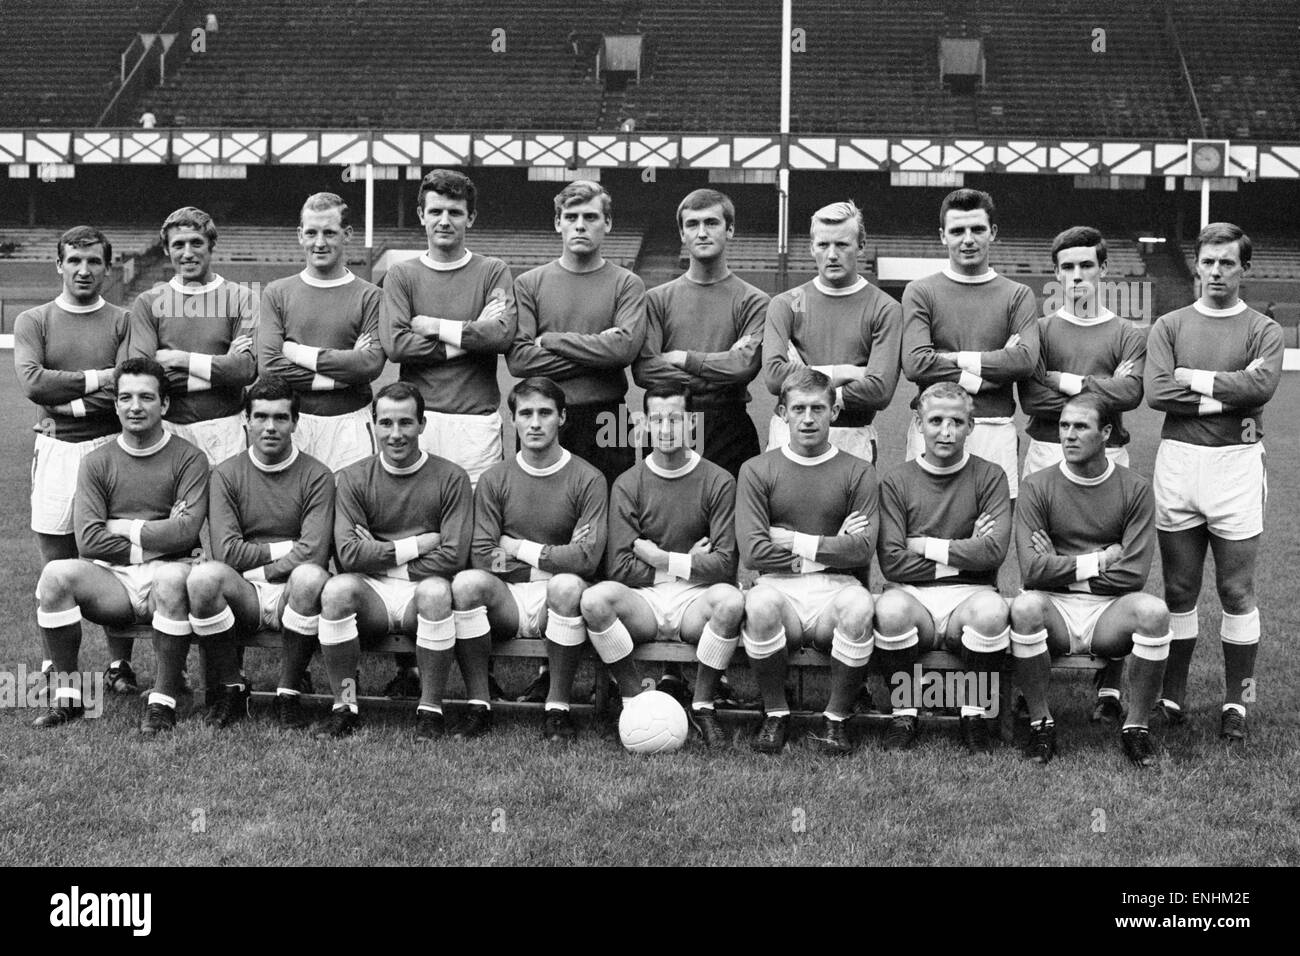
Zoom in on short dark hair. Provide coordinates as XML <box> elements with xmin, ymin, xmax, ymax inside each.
<box><xmin>1196</xmin><ymin>221</ymin><xmax>1252</xmax><ymax>268</ymax></box>
<box><xmin>778</xmin><ymin>368</ymin><xmax>835</xmax><ymax>407</ymax></box>
<box><xmin>939</xmin><ymin>188</ymin><xmax>996</xmax><ymax>228</ymax></box>
<box><xmin>301</xmin><ymin>192</ymin><xmax>351</xmax><ymax>230</ymax></box>
<box><xmin>160</xmin><ymin>206</ymin><xmax>217</xmax><ymax>248</ymax></box>
<box><xmin>508</xmin><ymin>376</ymin><xmax>567</xmax><ymax>416</ymax></box>
<box><xmin>243</xmin><ymin>376</ymin><xmax>300</xmax><ymax>420</ymax></box>
<box><xmin>1051</xmin><ymin>226</ymin><xmax>1108</xmax><ymax>267</ymax></box>
<box><xmin>676</xmin><ymin>188</ymin><xmax>735</xmax><ymax>231</ymax></box>
<box><xmin>417</xmin><ymin>169</ymin><xmax>477</xmax><ymax>218</ymax></box>
<box><xmin>554</xmin><ymin>179</ymin><xmax>612</xmax><ymax>219</ymax></box>
<box><xmin>57</xmin><ymin>225</ymin><xmax>112</xmax><ymax>265</ymax></box>
<box><xmin>642</xmin><ymin>381</ymin><xmax>692</xmax><ymax>413</ymax></box>
<box><xmin>373</xmin><ymin>381</ymin><xmax>425</xmax><ymax>420</ymax></box>
<box><xmin>116</xmin><ymin>356</ymin><xmax>170</xmax><ymax>402</ymax></box>
<box><xmin>1062</xmin><ymin>392</ymin><xmax>1114</xmax><ymax>433</ymax></box>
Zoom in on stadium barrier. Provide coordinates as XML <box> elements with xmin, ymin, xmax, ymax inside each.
<box><xmin>105</xmin><ymin>623</ymin><xmax>1105</xmax><ymax>736</ymax></box>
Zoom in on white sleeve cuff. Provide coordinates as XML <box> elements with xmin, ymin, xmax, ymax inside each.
<box><xmin>311</xmin><ymin>373</ymin><xmax>338</xmax><ymax>391</ymax></box>
<box><xmin>296</xmin><ymin>345</ymin><xmax>321</xmax><ymax>372</ymax></box>
<box><xmin>934</xmin><ymin>563</ymin><xmax>960</xmax><ymax>580</ymax></box>
<box><xmin>837</xmin><ymin>365</ymin><xmax>865</xmax><ymax>381</ymax></box>
<box><xmin>1058</xmin><ymin>373</ymin><xmax>1085</xmax><ymax>396</ymax></box>
<box><xmin>444</xmin><ymin>344</ymin><xmax>467</xmax><ymax>359</ymax></box>
<box><xmin>834</xmin><ymin>386</ymin><xmax>845</xmax><ymax>408</ymax></box>
<box><xmin>797</xmin><ymin>556</ymin><xmax>827</xmax><ymax>574</ymax></box>
<box><xmin>923</xmin><ymin>537</ymin><xmax>950</xmax><ymax>565</ymax></box>
<box><xmin>242</xmin><ymin>566</ymin><xmax>268</xmax><ymax>583</ymax></box>
<box><xmin>516</xmin><ymin>540</ymin><xmax>544</xmax><ymax>568</ymax></box>
<box><xmin>956</xmin><ymin>351</ymin><xmax>981</xmax><ymax>375</ymax></box>
<box><xmin>791</xmin><ymin>532</ymin><xmax>820</xmax><ymax>561</ymax></box>
<box><xmin>385</xmin><ymin>564</ymin><xmax>411</xmax><ymax>581</ymax></box>
<box><xmin>268</xmin><ymin>540</ymin><xmax>293</xmax><ymax>560</ymax></box>
<box><xmin>1190</xmin><ymin>369</ymin><xmax>1216</xmax><ymax>396</ymax></box>
<box><xmin>958</xmin><ymin>371</ymin><xmax>983</xmax><ymax>394</ymax></box>
<box><xmin>393</xmin><ymin>536</ymin><xmax>420</xmax><ymax>566</ymax></box>
<box><xmin>129</xmin><ymin>542</ymin><xmax>145</xmax><ymax>565</ymax></box>
<box><xmin>185</xmin><ymin>376</ymin><xmax>211</xmax><ymax>392</ymax></box>
<box><xmin>188</xmin><ymin>352</ymin><xmax>213</xmax><ymax>381</ymax></box>
<box><xmin>810</xmin><ymin>365</ymin><xmax>833</xmax><ymax>377</ymax></box>
<box><xmin>69</xmin><ymin>399</ymin><xmax>88</xmax><ymax>418</ymax></box>
<box><xmin>1198</xmin><ymin>396</ymin><xmax>1225</xmax><ymax>416</ymax></box>
<box><xmin>84</xmin><ymin>369</ymin><xmax>99</xmax><ymax>394</ymax></box>
<box><xmin>128</xmin><ymin>519</ymin><xmax>146</xmax><ymax>546</ymax></box>
<box><xmin>1076</xmin><ymin>552</ymin><xmax>1101</xmax><ymax>581</ymax></box>
<box><xmin>439</xmin><ymin>320</ymin><xmax>464</xmax><ymax>348</ymax></box>
<box><xmin>667</xmin><ymin>551</ymin><xmax>693</xmax><ymax>581</ymax></box>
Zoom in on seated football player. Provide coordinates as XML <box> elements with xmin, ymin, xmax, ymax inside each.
<box><xmin>33</xmin><ymin>357</ymin><xmax>208</xmax><ymax>736</ymax></box>
<box><xmin>736</xmin><ymin>368</ymin><xmax>877</xmax><ymax>756</ymax></box>
<box><xmin>185</xmin><ymin>377</ymin><xmax>334</xmax><ymax>730</ymax></box>
<box><xmin>451</xmin><ymin>377</ymin><xmax>607</xmax><ymax>744</ymax></box>
<box><xmin>875</xmin><ymin>382</ymin><xmax>1012</xmax><ymax>753</ymax></box>
<box><xmin>1009</xmin><ymin>393</ymin><xmax>1171</xmax><ymax>767</ymax></box>
<box><xmin>579</xmin><ymin>382</ymin><xmax>744</xmax><ymax>748</ymax></box>
<box><xmin>315</xmin><ymin>382</ymin><xmax>474</xmax><ymax>740</ymax></box>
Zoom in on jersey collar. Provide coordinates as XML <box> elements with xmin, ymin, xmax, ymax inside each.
<box><xmin>812</xmin><ymin>276</ymin><xmax>868</xmax><ymax>297</ymax></box>
<box><xmin>1058</xmin><ymin>458</ymin><xmax>1115</xmax><ymax>486</ymax></box>
<box><xmin>248</xmin><ymin>446</ymin><xmax>299</xmax><ymax>473</ymax></box>
<box><xmin>420</xmin><ymin>250</ymin><xmax>472</xmax><ymax>272</ymax></box>
<box><xmin>1057</xmin><ymin>306</ymin><xmax>1116</xmax><ymax>326</ymax></box>
<box><xmin>780</xmin><ymin>443</ymin><xmax>838</xmax><ymax>467</ymax></box>
<box><xmin>916</xmin><ymin>451</ymin><xmax>970</xmax><ymax>475</ymax></box>
<box><xmin>942</xmin><ymin>267</ymin><xmax>998</xmax><ymax>284</ymax></box>
<box><xmin>54</xmin><ymin>294</ymin><xmax>107</xmax><ymax>313</ymax></box>
<box><xmin>299</xmin><ymin>269</ymin><xmax>355</xmax><ymax>288</ymax></box>
<box><xmin>517</xmin><ymin>448</ymin><xmax>571</xmax><ymax>477</ymax></box>
<box><xmin>645</xmin><ymin>450</ymin><xmax>700</xmax><ymax>479</ymax></box>
<box><xmin>1194</xmin><ymin>300</ymin><xmax>1247</xmax><ymax>317</ymax></box>
<box><xmin>117</xmin><ymin>432</ymin><xmax>170</xmax><ymax>457</ymax></box>
<box><xmin>169</xmin><ymin>274</ymin><xmax>225</xmax><ymax>294</ymax></box>
<box><xmin>380</xmin><ymin>451</ymin><xmax>428</xmax><ymax>476</ymax></box>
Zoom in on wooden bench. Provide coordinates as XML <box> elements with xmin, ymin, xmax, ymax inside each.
<box><xmin>105</xmin><ymin>624</ymin><xmax>1105</xmax><ymax>731</ymax></box>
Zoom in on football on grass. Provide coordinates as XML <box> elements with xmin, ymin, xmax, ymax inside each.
<box><xmin>618</xmin><ymin>690</ymin><xmax>688</xmax><ymax>754</ymax></box>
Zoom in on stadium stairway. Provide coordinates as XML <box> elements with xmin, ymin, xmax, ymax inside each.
<box><xmin>1141</xmin><ymin>245</ymin><xmax>1195</xmax><ymax>319</ymax></box>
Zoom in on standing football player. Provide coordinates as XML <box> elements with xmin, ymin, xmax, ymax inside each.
<box><xmin>876</xmin><ymin>382</ymin><xmax>1012</xmax><ymax>753</ymax></box>
<box><xmin>507</xmin><ymin>180</ymin><xmax>647</xmax><ymax>490</ymax></box>
<box><xmin>186</xmin><ymin>377</ymin><xmax>334</xmax><ymax>730</ymax></box>
<box><xmin>632</xmin><ymin>188</ymin><xmax>768</xmax><ymax>477</ymax></box>
<box><xmin>451</xmin><ymin>377</ymin><xmax>607</xmax><ymax>743</ymax></box>
<box><xmin>902</xmin><ymin>189</ymin><xmax>1038</xmax><ymax>497</ymax></box>
<box><xmin>736</xmin><ymin>369</ymin><xmax>877</xmax><ymax>755</ymax></box>
<box><xmin>13</xmin><ymin>226</ymin><xmax>133</xmax><ymax>692</ymax></box>
<box><xmin>259</xmin><ymin>192</ymin><xmax>385</xmax><ymax>472</ymax></box>
<box><xmin>579</xmin><ymin>382</ymin><xmax>744</xmax><ymax>748</ymax></box>
<box><xmin>1144</xmin><ymin>222</ymin><xmax>1282</xmax><ymax>742</ymax></box>
<box><xmin>1010</xmin><ymin>393</ymin><xmax>1171</xmax><ymax>766</ymax></box>
<box><xmin>763</xmin><ymin>201</ymin><xmax>902</xmax><ymax>463</ymax></box>
<box><xmin>314</xmin><ymin>382</ymin><xmax>474</xmax><ymax>740</ymax></box>
<box><xmin>32</xmin><ymin>357</ymin><xmax>208</xmax><ymax>735</ymax></box>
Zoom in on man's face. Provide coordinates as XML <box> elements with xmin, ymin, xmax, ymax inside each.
<box><xmin>58</xmin><ymin>242</ymin><xmax>108</xmax><ymax>303</ymax></box>
<box><xmin>116</xmin><ymin>373</ymin><xmax>168</xmax><ymax>436</ymax></box>
<box><xmin>680</xmin><ymin>204</ymin><xmax>732</xmax><ymax>263</ymax></box>
<box><xmin>374</xmin><ymin>396</ymin><xmax>425</xmax><ymax>469</ymax></box>
<box><xmin>1059</xmin><ymin>405</ymin><xmax>1109</xmax><ymax>465</ymax></box>
<box><xmin>646</xmin><ymin>395</ymin><xmax>689</xmax><ymax>455</ymax></box>
<box><xmin>810</xmin><ymin>219</ymin><xmax>862</xmax><ymax>288</ymax></box>
<box><xmin>1197</xmin><ymin>240</ymin><xmax>1249</xmax><ymax>307</ymax></box>
<box><xmin>512</xmin><ymin>393</ymin><xmax>564</xmax><ymax>455</ymax></box>
<box><xmin>917</xmin><ymin>395</ymin><xmax>973</xmax><ymax>464</ymax></box>
<box><xmin>245</xmin><ymin>398</ymin><xmax>297</xmax><ymax>464</ymax></box>
<box><xmin>556</xmin><ymin>199</ymin><xmax>608</xmax><ymax>257</ymax></box>
<box><xmin>779</xmin><ymin>387</ymin><xmax>836</xmax><ymax>455</ymax></box>
<box><xmin>1054</xmin><ymin>245</ymin><xmax>1106</xmax><ymax>316</ymax></box>
<box><xmin>166</xmin><ymin>226</ymin><xmax>213</xmax><ymax>283</ymax></box>
<box><xmin>419</xmin><ymin>192</ymin><xmax>473</xmax><ymax>256</ymax></box>
<box><xmin>941</xmin><ymin>208</ymin><xmax>996</xmax><ymax>272</ymax></box>
<box><xmin>298</xmin><ymin>207</ymin><xmax>351</xmax><ymax>273</ymax></box>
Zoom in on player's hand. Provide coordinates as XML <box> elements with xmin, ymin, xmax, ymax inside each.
<box><xmin>497</xmin><ymin>535</ymin><xmax>521</xmax><ymax>557</ymax></box>
<box><xmin>934</xmin><ymin>351</ymin><xmax>958</xmax><ymax>366</ymax></box>
<box><xmin>1030</xmin><ymin>529</ymin><xmax>1055</xmax><ymax>555</ymax></box>
<box><xmin>688</xmin><ymin>537</ymin><xmax>711</xmax><ymax>558</ymax></box>
<box><xmin>662</xmin><ymin>350</ymin><xmax>688</xmax><ymax>368</ymax></box>
<box><xmin>154</xmin><ymin>348</ymin><xmax>188</xmax><ymax>369</ymax></box>
<box><xmin>1004</xmin><ymin>333</ymin><xmax>1022</xmax><ymax>349</ymax></box>
<box><xmin>1098</xmin><ymin>543</ymin><xmax>1124</xmax><ymax>572</ymax></box>
<box><xmin>837</xmin><ymin>510</ymin><xmax>870</xmax><ymax>536</ymax></box>
<box><xmin>96</xmin><ymin>367</ymin><xmax>118</xmax><ymax>389</ymax></box>
<box><xmin>411</xmin><ymin>314</ymin><xmax>441</xmax><ymax>338</ymax></box>
<box><xmin>354</xmin><ymin>523</ymin><xmax>375</xmax><ymax>542</ymax></box>
<box><xmin>476</xmin><ymin>299</ymin><xmax>508</xmax><ymax>325</ymax></box>
<box><xmin>905</xmin><ymin>536</ymin><xmax>926</xmax><ymax>555</ymax></box>
<box><xmin>1044</xmin><ymin>371</ymin><xmax>1063</xmax><ymax>391</ymax></box>
<box><xmin>973</xmin><ymin>512</ymin><xmax>996</xmax><ymax>538</ymax></box>
<box><xmin>569</xmin><ymin>524</ymin><xmax>591</xmax><ymax>544</ymax></box>
<box><xmin>1246</xmin><ymin>357</ymin><xmax>1265</xmax><ymax>373</ymax></box>
<box><xmin>105</xmin><ymin>518</ymin><xmax>132</xmax><ymax>537</ymax></box>
<box><xmin>632</xmin><ymin>538</ymin><xmax>667</xmax><ymax>569</ymax></box>
<box><xmin>729</xmin><ymin>334</ymin><xmax>753</xmax><ymax>352</ymax></box>
<box><xmin>414</xmin><ymin>531</ymin><xmax>442</xmax><ymax>555</ymax></box>
<box><xmin>786</xmin><ymin>342</ymin><xmax>806</xmax><ymax>367</ymax></box>
<box><xmin>229</xmin><ymin>335</ymin><xmax>253</xmax><ymax>355</ymax></box>
<box><xmin>50</xmin><ymin>403</ymin><xmax>74</xmax><ymax>417</ymax></box>
<box><xmin>353</xmin><ymin>332</ymin><xmax>374</xmax><ymax>351</ymax></box>
<box><xmin>1173</xmin><ymin>367</ymin><xmax>1193</xmax><ymax>387</ymax></box>
<box><xmin>170</xmin><ymin>499</ymin><xmax>190</xmax><ymax>519</ymax></box>
<box><xmin>1114</xmin><ymin>359</ymin><xmax>1136</xmax><ymax>378</ymax></box>
<box><xmin>768</xmin><ymin>526</ymin><xmax>794</xmax><ymax>549</ymax></box>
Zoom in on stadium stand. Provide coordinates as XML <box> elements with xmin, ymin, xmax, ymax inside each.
<box><xmin>0</xmin><ymin>225</ymin><xmax>160</xmax><ymax>261</ymax></box>
<box><xmin>1182</xmin><ymin>238</ymin><xmax>1300</xmax><ymax>281</ymax></box>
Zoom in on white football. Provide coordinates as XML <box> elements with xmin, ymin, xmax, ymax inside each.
<box><xmin>618</xmin><ymin>690</ymin><xmax>689</xmax><ymax>754</ymax></box>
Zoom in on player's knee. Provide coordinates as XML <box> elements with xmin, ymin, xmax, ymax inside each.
<box><xmin>1009</xmin><ymin>592</ymin><xmax>1048</xmax><ymax>632</ymax></box>
<box><xmin>36</xmin><ymin>559</ymin><xmax>81</xmax><ymax>607</ymax></box>
<box><xmin>743</xmin><ymin>588</ymin><xmax>783</xmax><ymax>632</ymax></box>
<box><xmin>321</xmin><ymin>575</ymin><xmax>362</xmax><ymax>617</ymax></box>
<box><xmin>872</xmin><ymin>591</ymin><xmax>914</xmax><ymax>636</ymax></box>
<box><xmin>968</xmin><ymin>592</ymin><xmax>1010</xmax><ymax>635</ymax></box>
<box><xmin>287</xmin><ymin>563</ymin><xmax>329</xmax><ymax>603</ymax></box>
<box><xmin>451</xmin><ymin>570</ymin><xmax>491</xmax><ymax>609</ymax></box>
<box><xmin>1216</xmin><ymin>581</ymin><xmax>1254</xmax><ymax>616</ymax></box>
<box><xmin>708</xmin><ymin>585</ymin><xmax>745</xmax><ymax>631</ymax></box>
<box><xmin>152</xmin><ymin>563</ymin><xmax>191</xmax><ymax>610</ymax></box>
<box><xmin>185</xmin><ymin>562</ymin><xmax>225</xmax><ymax>610</ymax></box>
<box><xmin>833</xmin><ymin>591</ymin><xmax>873</xmax><ymax>637</ymax></box>
<box><xmin>578</xmin><ymin>583</ymin><xmax>617</xmax><ymax>625</ymax></box>
<box><xmin>1132</xmin><ymin>595</ymin><xmax>1170</xmax><ymax>636</ymax></box>
<box><xmin>414</xmin><ymin>576</ymin><xmax>452</xmax><ymax>616</ymax></box>
<box><xmin>546</xmin><ymin>574</ymin><xmax>586</xmax><ymax>614</ymax></box>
